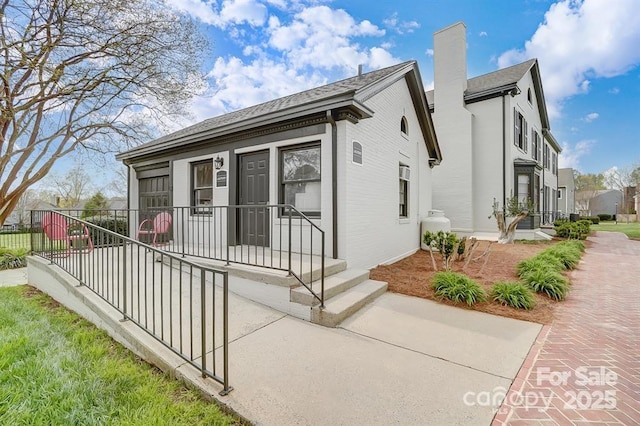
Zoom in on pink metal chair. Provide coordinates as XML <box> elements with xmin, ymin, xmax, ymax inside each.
<box><xmin>136</xmin><ymin>211</ymin><xmax>172</xmax><ymax>246</ymax></box>
<box><xmin>42</xmin><ymin>212</ymin><xmax>94</xmax><ymax>256</ymax></box>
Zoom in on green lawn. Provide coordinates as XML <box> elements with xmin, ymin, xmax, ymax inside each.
<box><xmin>0</xmin><ymin>286</ymin><xmax>237</xmax><ymax>425</ymax></box>
<box><xmin>591</xmin><ymin>221</ymin><xmax>640</xmax><ymax>239</ymax></box>
<box><xmin>0</xmin><ymin>232</ymin><xmax>32</xmax><ymax>250</ymax></box>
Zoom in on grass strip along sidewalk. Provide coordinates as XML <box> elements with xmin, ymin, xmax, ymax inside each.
<box><xmin>0</xmin><ymin>286</ymin><xmax>237</xmax><ymax>425</ymax></box>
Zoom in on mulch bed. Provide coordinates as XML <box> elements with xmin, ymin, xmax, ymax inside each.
<box><xmin>370</xmin><ymin>240</ymin><xmax>566</xmax><ymax>324</ymax></box>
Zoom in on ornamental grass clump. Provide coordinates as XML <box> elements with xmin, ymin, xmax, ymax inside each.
<box><xmin>491</xmin><ymin>281</ymin><xmax>536</xmax><ymax>310</ymax></box>
<box><xmin>432</xmin><ymin>271</ymin><xmax>487</xmax><ymax>306</ymax></box>
<box><xmin>521</xmin><ymin>268</ymin><xmax>569</xmax><ymax>301</ymax></box>
<box><xmin>0</xmin><ymin>248</ymin><xmax>29</xmax><ymax>270</ymax></box>
<box><xmin>516</xmin><ymin>255</ymin><xmax>562</xmax><ymax>277</ymax></box>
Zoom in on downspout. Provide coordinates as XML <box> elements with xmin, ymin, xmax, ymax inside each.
<box><xmin>502</xmin><ymin>94</ymin><xmax>507</xmax><ymax>216</ymax></box>
<box><xmin>327</xmin><ymin>110</ymin><xmax>338</xmax><ymax>259</ymax></box>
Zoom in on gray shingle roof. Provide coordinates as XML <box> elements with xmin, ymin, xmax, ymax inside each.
<box><xmin>467</xmin><ymin>59</ymin><xmax>536</xmax><ymax>97</ymax></box>
<box><xmin>118</xmin><ymin>61</ymin><xmax>414</xmax><ymax>160</ymax></box>
<box><xmin>425</xmin><ymin>59</ymin><xmax>536</xmax><ymax>106</ymax></box>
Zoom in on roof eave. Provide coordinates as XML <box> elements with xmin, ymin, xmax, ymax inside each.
<box><xmin>117</xmin><ymin>97</ymin><xmax>374</xmax><ymax>162</ymax></box>
<box><xmin>464</xmin><ymin>83</ymin><xmax>519</xmax><ymax>104</ymax></box>
<box><xmin>543</xmin><ymin>129</ymin><xmax>562</xmax><ymax>153</ymax></box>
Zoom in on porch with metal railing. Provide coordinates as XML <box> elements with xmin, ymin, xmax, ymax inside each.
<box><xmin>30</xmin><ymin>211</ymin><xmax>232</xmax><ymax>395</ymax></box>
<box><xmin>38</xmin><ymin>205</ymin><xmax>327</xmax><ymax>307</ymax></box>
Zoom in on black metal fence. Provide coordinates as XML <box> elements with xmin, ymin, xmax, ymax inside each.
<box><xmin>30</xmin><ymin>210</ymin><xmax>232</xmax><ymax>395</ymax></box>
<box><xmin>0</xmin><ymin>226</ymin><xmax>32</xmax><ymax>250</ymax></box>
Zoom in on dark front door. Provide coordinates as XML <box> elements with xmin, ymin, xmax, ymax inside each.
<box><xmin>138</xmin><ymin>175</ymin><xmax>171</xmax><ymax>244</ymax></box>
<box><xmin>239</xmin><ymin>151</ymin><xmax>270</xmax><ymax>246</ymax></box>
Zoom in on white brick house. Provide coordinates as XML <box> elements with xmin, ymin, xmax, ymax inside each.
<box><xmin>117</xmin><ymin>62</ymin><xmax>442</xmax><ymax>270</ymax></box>
<box><xmin>427</xmin><ymin>22</ymin><xmax>562</xmax><ymax>239</ymax></box>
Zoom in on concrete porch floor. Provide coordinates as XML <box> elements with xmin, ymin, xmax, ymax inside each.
<box><xmin>27</xmin><ymin>251</ymin><xmax>541</xmax><ymax>425</ymax></box>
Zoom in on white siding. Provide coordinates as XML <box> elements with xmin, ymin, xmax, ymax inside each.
<box><xmin>339</xmin><ymin>78</ymin><xmax>433</xmax><ymax>269</ymax></box>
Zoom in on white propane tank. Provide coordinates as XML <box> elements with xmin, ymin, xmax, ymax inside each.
<box><xmin>421</xmin><ymin>210</ymin><xmax>451</xmax><ymax>250</ymax></box>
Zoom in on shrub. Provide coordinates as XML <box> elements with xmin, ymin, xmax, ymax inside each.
<box><xmin>579</xmin><ymin>216</ymin><xmax>600</xmax><ymax>224</ymax></box>
<box><xmin>522</xmin><ymin>269</ymin><xmax>569</xmax><ymax>301</ymax></box>
<box><xmin>85</xmin><ymin>218</ymin><xmax>129</xmax><ymax>247</ymax></box>
<box><xmin>554</xmin><ymin>219</ymin><xmax>591</xmax><ymax>240</ymax></box>
<box><xmin>554</xmin><ymin>217</ymin><xmax>569</xmax><ymax>227</ymax></box>
<box><xmin>423</xmin><ymin>231</ymin><xmax>461</xmax><ymax>271</ymax></box>
<box><xmin>491</xmin><ymin>281</ymin><xmax>536</xmax><ymax>310</ymax></box>
<box><xmin>432</xmin><ymin>272</ymin><xmax>487</xmax><ymax>306</ymax></box>
<box><xmin>0</xmin><ymin>247</ymin><xmax>29</xmax><ymax>270</ymax></box>
<box><xmin>516</xmin><ymin>256</ymin><xmax>562</xmax><ymax>277</ymax></box>
<box><xmin>597</xmin><ymin>214</ymin><xmax>612</xmax><ymax>221</ymax></box>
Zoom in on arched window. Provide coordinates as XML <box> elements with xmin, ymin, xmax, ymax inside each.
<box><xmin>527</xmin><ymin>88</ymin><xmax>532</xmax><ymax>104</ymax></box>
<box><xmin>400</xmin><ymin>116</ymin><xmax>408</xmax><ymax>135</ymax></box>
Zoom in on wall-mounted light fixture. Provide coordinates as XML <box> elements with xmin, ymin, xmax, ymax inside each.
<box><xmin>214</xmin><ymin>156</ymin><xmax>224</xmax><ymax>170</ymax></box>
<box><xmin>509</xmin><ymin>86</ymin><xmax>521</xmax><ymax>97</ymax></box>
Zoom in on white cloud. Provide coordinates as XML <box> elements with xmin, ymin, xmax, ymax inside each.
<box><xmin>479</xmin><ymin>31</ymin><xmax>488</xmax><ymax>37</ymax></box>
<box><xmin>425</xmin><ymin>48</ymin><xmax>434</xmax><ymax>57</ymax></box>
<box><xmin>609</xmin><ymin>87</ymin><xmax>620</xmax><ymax>94</ymax></box>
<box><xmin>220</xmin><ymin>0</ymin><xmax>267</xmax><ymax>26</ymax></box>
<box><xmin>166</xmin><ymin>2</ymin><xmax>401</xmax><ymax>123</ymax></box>
<box><xmin>166</xmin><ymin>0</ymin><xmax>267</xmax><ymax>27</ymax></box>
<box><xmin>383</xmin><ymin>12</ymin><xmax>420</xmax><ymax>34</ymax></box>
<box><xmin>267</xmin><ymin>5</ymin><xmax>395</xmax><ymax>72</ymax></box>
<box><xmin>583</xmin><ymin>112</ymin><xmax>599</xmax><ymax>123</ymax></box>
<box><xmin>195</xmin><ymin>56</ymin><xmax>327</xmax><ymax>119</ymax></box>
<box><xmin>558</xmin><ymin>139</ymin><xmax>595</xmax><ymax>170</ymax></box>
<box><xmin>498</xmin><ymin>0</ymin><xmax>640</xmax><ymax>118</ymax></box>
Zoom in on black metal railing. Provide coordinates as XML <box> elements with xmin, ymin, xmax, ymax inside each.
<box><xmin>30</xmin><ymin>210</ymin><xmax>232</xmax><ymax>395</ymax></box>
<box><xmin>46</xmin><ymin>205</ymin><xmax>326</xmax><ymax>307</ymax></box>
<box><xmin>541</xmin><ymin>211</ymin><xmax>564</xmax><ymax>225</ymax></box>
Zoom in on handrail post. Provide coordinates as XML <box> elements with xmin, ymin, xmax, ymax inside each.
<box><xmin>201</xmin><ymin>271</ymin><xmax>207</xmax><ymax>378</ymax></box>
<box><xmin>219</xmin><ymin>271</ymin><xmax>233</xmax><ymax>396</ymax></box>
<box><xmin>320</xmin><ymin>232</ymin><xmax>325</xmax><ymax>309</ymax></box>
<box><xmin>226</xmin><ymin>206</ymin><xmax>230</xmax><ymax>265</ymax></box>
<box><xmin>121</xmin><ymin>236</ymin><xmax>127</xmax><ymax>321</ymax></box>
<box><xmin>287</xmin><ymin>206</ymin><xmax>292</xmax><ymax>276</ymax></box>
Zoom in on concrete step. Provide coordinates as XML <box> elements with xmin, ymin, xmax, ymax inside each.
<box><xmin>185</xmin><ymin>256</ymin><xmax>347</xmax><ymax>287</ymax></box>
<box><xmin>290</xmin><ymin>268</ymin><xmax>370</xmax><ymax>306</ymax></box>
<box><xmin>310</xmin><ymin>279</ymin><xmax>388</xmax><ymax>328</ymax></box>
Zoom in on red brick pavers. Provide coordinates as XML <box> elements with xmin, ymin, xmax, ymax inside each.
<box><xmin>493</xmin><ymin>232</ymin><xmax>640</xmax><ymax>425</ymax></box>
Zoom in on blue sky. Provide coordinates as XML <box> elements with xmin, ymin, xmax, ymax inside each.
<box><xmin>158</xmin><ymin>0</ymin><xmax>639</xmax><ymax>177</ymax></box>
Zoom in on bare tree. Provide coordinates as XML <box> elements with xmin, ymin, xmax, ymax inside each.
<box><xmin>0</xmin><ymin>0</ymin><xmax>207</xmax><ymax>225</ymax></box>
<box><xmin>13</xmin><ymin>188</ymin><xmax>35</xmax><ymax>226</ymax></box>
<box><xmin>574</xmin><ymin>171</ymin><xmax>606</xmax><ymax>215</ymax></box>
<box><xmin>604</xmin><ymin>165</ymin><xmax>640</xmax><ymax>213</ymax></box>
<box><xmin>47</xmin><ymin>166</ymin><xmax>93</xmax><ymax>208</ymax></box>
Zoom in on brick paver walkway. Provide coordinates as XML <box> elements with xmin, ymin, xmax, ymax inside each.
<box><xmin>493</xmin><ymin>232</ymin><xmax>640</xmax><ymax>425</ymax></box>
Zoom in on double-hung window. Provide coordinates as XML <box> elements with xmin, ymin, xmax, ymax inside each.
<box><xmin>532</xmin><ymin>131</ymin><xmax>541</xmax><ymax>162</ymax></box>
<box><xmin>192</xmin><ymin>161</ymin><xmax>213</xmax><ymax>213</ymax></box>
<box><xmin>399</xmin><ymin>165</ymin><xmax>410</xmax><ymax>218</ymax></box>
<box><xmin>281</xmin><ymin>144</ymin><xmax>321</xmax><ymax>216</ymax></box>
<box><xmin>514</xmin><ymin>110</ymin><xmax>528</xmax><ymax>152</ymax></box>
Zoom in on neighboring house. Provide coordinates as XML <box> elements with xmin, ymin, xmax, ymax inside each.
<box><xmin>575</xmin><ymin>189</ymin><xmax>622</xmax><ymax>217</ymax></box>
<box><xmin>117</xmin><ymin>61</ymin><xmax>442</xmax><ymax>270</ymax></box>
<box><xmin>558</xmin><ymin>168</ymin><xmax>576</xmax><ymax>216</ymax></box>
<box><xmin>426</xmin><ymin>22</ymin><xmax>561</xmax><ymax>239</ymax></box>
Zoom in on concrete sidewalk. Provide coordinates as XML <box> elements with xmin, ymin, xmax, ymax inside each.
<box><xmin>27</xmin><ymin>255</ymin><xmax>541</xmax><ymax>425</ymax></box>
<box><xmin>221</xmin><ymin>293</ymin><xmax>541</xmax><ymax>425</ymax></box>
